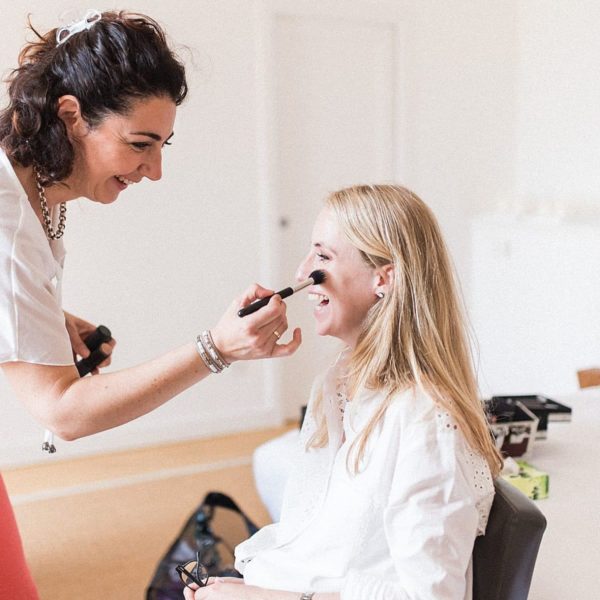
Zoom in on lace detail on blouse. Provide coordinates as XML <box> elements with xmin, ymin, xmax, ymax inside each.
<box><xmin>435</xmin><ymin>401</ymin><xmax>494</xmax><ymax>536</ymax></box>
<box><xmin>436</xmin><ymin>403</ymin><xmax>459</xmax><ymax>431</ymax></box>
<box><xmin>467</xmin><ymin>448</ymin><xmax>494</xmax><ymax>534</ymax></box>
<box><xmin>336</xmin><ymin>377</ymin><xmax>348</xmax><ymax>417</ymax></box>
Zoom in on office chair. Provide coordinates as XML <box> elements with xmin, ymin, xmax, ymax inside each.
<box><xmin>473</xmin><ymin>477</ymin><xmax>547</xmax><ymax>600</ymax></box>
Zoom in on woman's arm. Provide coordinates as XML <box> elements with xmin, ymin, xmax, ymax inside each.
<box><xmin>1</xmin><ymin>285</ymin><xmax>301</xmax><ymax>440</ymax></box>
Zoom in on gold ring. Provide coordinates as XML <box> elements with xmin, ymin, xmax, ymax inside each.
<box><xmin>273</xmin><ymin>329</ymin><xmax>281</xmax><ymax>340</ymax></box>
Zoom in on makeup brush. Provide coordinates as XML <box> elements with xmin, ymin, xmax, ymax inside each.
<box><xmin>238</xmin><ymin>270</ymin><xmax>326</xmax><ymax>317</ymax></box>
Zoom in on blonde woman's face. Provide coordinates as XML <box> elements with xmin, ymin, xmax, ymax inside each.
<box><xmin>296</xmin><ymin>207</ymin><xmax>379</xmax><ymax>348</ymax></box>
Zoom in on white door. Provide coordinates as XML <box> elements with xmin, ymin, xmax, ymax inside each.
<box><xmin>256</xmin><ymin>1</ymin><xmax>405</xmax><ymax>420</ymax></box>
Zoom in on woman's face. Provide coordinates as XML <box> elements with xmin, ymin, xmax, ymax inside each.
<box><xmin>69</xmin><ymin>95</ymin><xmax>176</xmax><ymax>204</ymax></box>
<box><xmin>296</xmin><ymin>207</ymin><xmax>379</xmax><ymax>348</ymax></box>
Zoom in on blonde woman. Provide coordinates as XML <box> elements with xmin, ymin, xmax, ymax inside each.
<box><xmin>185</xmin><ymin>185</ymin><xmax>502</xmax><ymax>600</ymax></box>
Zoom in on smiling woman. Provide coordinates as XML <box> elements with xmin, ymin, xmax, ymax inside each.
<box><xmin>0</xmin><ymin>10</ymin><xmax>301</xmax><ymax>599</ymax></box>
<box><xmin>0</xmin><ymin>11</ymin><xmax>187</xmax><ymax>190</ymax></box>
<box><xmin>296</xmin><ymin>206</ymin><xmax>390</xmax><ymax>347</ymax></box>
<box><xmin>55</xmin><ymin>95</ymin><xmax>177</xmax><ymax>204</ymax></box>
<box><xmin>184</xmin><ymin>186</ymin><xmax>503</xmax><ymax>600</ymax></box>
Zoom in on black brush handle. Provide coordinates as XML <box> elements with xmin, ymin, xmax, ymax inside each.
<box><xmin>238</xmin><ymin>288</ymin><xmax>294</xmax><ymax>317</ymax></box>
<box><xmin>75</xmin><ymin>325</ymin><xmax>112</xmax><ymax>377</ymax></box>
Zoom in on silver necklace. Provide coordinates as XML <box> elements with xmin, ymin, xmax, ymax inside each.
<box><xmin>33</xmin><ymin>165</ymin><xmax>67</xmax><ymax>240</ymax></box>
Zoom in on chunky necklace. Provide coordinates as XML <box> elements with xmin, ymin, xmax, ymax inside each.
<box><xmin>33</xmin><ymin>165</ymin><xmax>67</xmax><ymax>240</ymax></box>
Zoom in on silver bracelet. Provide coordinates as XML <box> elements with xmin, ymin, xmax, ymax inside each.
<box><xmin>195</xmin><ymin>330</ymin><xmax>230</xmax><ymax>374</ymax></box>
<box><xmin>202</xmin><ymin>329</ymin><xmax>230</xmax><ymax>369</ymax></box>
<box><xmin>300</xmin><ymin>594</ymin><xmax>315</xmax><ymax>600</ymax></box>
<box><xmin>195</xmin><ymin>336</ymin><xmax>219</xmax><ymax>373</ymax></box>
<box><xmin>195</xmin><ymin>334</ymin><xmax>223</xmax><ymax>374</ymax></box>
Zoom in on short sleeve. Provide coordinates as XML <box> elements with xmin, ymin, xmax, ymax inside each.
<box><xmin>0</xmin><ymin>170</ymin><xmax>73</xmax><ymax>366</ymax></box>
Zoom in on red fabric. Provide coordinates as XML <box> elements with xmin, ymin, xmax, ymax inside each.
<box><xmin>0</xmin><ymin>475</ymin><xmax>39</xmax><ymax>599</ymax></box>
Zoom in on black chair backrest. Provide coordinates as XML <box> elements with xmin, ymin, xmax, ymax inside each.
<box><xmin>472</xmin><ymin>477</ymin><xmax>547</xmax><ymax>600</ymax></box>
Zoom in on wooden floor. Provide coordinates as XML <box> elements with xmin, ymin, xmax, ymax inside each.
<box><xmin>3</xmin><ymin>427</ymin><xmax>289</xmax><ymax>600</ymax></box>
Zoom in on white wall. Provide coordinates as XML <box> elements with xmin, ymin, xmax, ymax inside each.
<box><xmin>470</xmin><ymin>1</ymin><xmax>600</xmax><ymax>396</ymax></box>
<box><xmin>516</xmin><ymin>0</ymin><xmax>600</xmax><ymax>200</ymax></box>
<box><xmin>1</xmin><ymin>1</ymin><xmax>598</xmax><ymax>467</ymax></box>
<box><xmin>400</xmin><ymin>0</ymin><xmax>518</xmax><ymax>286</ymax></box>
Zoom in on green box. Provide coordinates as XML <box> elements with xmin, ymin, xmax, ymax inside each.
<box><xmin>501</xmin><ymin>460</ymin><xmax>549</xmax><ymax>500</ymax></box>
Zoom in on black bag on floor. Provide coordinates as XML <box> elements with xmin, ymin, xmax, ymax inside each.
<box><xmin>146</xmin><ymin>491</ymin><xmax>259</xmax><ymax>600</ymax></box>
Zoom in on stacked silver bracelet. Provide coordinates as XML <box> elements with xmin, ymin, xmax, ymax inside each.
<box><xmin>195</xmin><ymin>330</ymin><xmax>230</xmax><ymax>374</ymax></box>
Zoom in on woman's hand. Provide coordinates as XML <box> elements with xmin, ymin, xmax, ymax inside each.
<box><xmin>183</xmin><ymin>577</ymin><xmax>244</xmax><ymax>600</ymax></box>
<box><xmin>210</xmin><ymin>284</ymin><xmax>302</xmax><ymax>364</ymax></box>
<box><xmin>183</xmin><ymin>577</ymin><xmax>299</xmax><ymax>600</ymax></box>
<box><xmin>63</xmin><ymin>311</ymin><xmax>116</xmax><ymax>374</ymax></box>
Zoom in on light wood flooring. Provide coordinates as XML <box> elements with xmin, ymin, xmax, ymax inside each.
<box><xmin>3</xmin><ymin>427</ymin><xmax>290</xmax><ymax>600</ymax></box>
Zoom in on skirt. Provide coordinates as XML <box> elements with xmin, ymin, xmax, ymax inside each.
<box><xmin>0</xmin><ymin>474</ymin><xmax>39</xmax><ymax>599</ymax></box>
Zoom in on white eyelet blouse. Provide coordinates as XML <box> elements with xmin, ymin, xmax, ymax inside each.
<box><xmin>236</xmin><ymin>353</ymin><xmax>494</xmax><ymax>600</ymax></box>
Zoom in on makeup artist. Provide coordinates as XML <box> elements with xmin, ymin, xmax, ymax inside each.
<box><xmin>0</xmin><ymin>10</ymin><xmax>300</xmax><ymax>599</ymax></box>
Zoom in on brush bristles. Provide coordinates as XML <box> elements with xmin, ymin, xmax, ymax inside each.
<box><xmin>309</xmin><ymin>270</ymin><xmax>326</xmax><ymax>285</ymax></box>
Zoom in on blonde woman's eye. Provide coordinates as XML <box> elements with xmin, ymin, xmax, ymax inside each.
<box><xmin>317</xmin><ymin>253</ymin><xmax>330</xmax><ymax>261</ymax></box>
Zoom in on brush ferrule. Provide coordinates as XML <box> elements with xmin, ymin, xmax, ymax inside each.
<box><xmin>291</xmin><ymin>279</ymin><xmax>313</xmax><ymax>294</ymax></box>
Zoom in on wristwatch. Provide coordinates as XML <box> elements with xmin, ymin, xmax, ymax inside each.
<box><xmin>300</xmin><ymin>594</ymin><xmax>315</xmax><ymax>600</ymax></box>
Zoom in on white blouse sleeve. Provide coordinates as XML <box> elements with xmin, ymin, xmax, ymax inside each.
<box><xmin>341</xmin><ymin>417</ymin><xmax>482</xmax><ymax>600</ymax></box>
<box><xmin>0</xmin><ymin>186</ymin><xmax>73</xmax><ymax>365</ymax></box>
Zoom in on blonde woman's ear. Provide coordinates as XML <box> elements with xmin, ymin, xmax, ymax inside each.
<box><xmin>374</xmin><ymin>264</ymin><xmax>394</xmax><ymax>298</ymax></box>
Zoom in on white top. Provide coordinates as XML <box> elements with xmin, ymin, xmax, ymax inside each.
<box><xmin>0</xmin><ymin>148</ymin><xmax>72</xmax><ymax>365</ymax></box>
<box><xmin>236</xmin><ymin>354</ymin><xmax>494</xmax><ymax>600</ymax></box>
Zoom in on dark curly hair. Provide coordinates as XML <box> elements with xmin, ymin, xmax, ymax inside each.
<box><xmin>0</xmin><ymin>11</ymin><xmax>188</xmax><ymax>184</ymax></box>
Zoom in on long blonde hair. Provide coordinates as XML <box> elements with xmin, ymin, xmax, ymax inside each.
<box><xmin>307</xmin><ymin>184</ymin><xmax>502</xmax><ymax>477</ymax></box>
